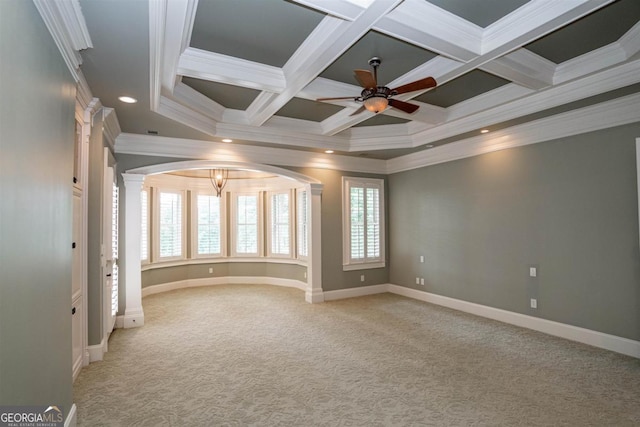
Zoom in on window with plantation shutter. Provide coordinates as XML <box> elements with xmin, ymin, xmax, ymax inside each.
<box><xmin>158</xmin><ymin>190</ymin><xmax>183</xmax><ymax>259</ymax></box>
<box><xmin>342</xmin><ymin>177</ymin><xmax>385</xmax><ymax>270</ymax></box>
<box><xmin>234</xmin><ymin>193</ymin><xmax>259</xmax><ymax>255</ymax></box>
<box><xmin>196</xmin><ymin>194</ymin><xmax>222</xmax><ymax>256</ymax></box>
<box><xmin>297</xmin><ymin>189</ymin><xmax>308</xmax><ymax>258</ymax></box>
<box><xmin>269</xmin><ymin>192</ymin><xmax>291</xmax><ymax>256</ymax></box>
<box><xmin>140</xmin><ymin>189</ymin><xmax>149</xmax><ymax>262</ymax></box>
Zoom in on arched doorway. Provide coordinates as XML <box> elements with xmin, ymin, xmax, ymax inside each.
<box><xmin>120</xmin><ymin>160</ymin><xmax>324</xmax><ymax>328</ymax></box>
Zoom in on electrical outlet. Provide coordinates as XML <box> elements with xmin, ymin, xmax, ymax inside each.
<box><xmin>208</xmin><ymin>268</ymin><xmax>213</xmax><ymax>274</ymax></box>
<box><xmin>416</xmin><ymin>277</ymin><xmax>420</xmax><ymax>285</ymax></box>
<box><xmin>420</xmin><ymin>278</ymin><xmax>425</xmax><ymax>286</ymax></box>
<box><xmin>420</xmin><ymin>255</ymin><xmax>424</xmax><ymax>263</ymax></box>
<box><xmin>530</xmin><ymin>298</ymin><xmax>537</xmax><ymax>309</ymax></box>
<box><xmin>529</xmin><ymin>267</ymin><xmax>537</xmax><ymax>277</ymax></box>
<box><xmin>360</xmin><ymin>274</ymin><xmax>365</xmax><ymax>282</ymax></box>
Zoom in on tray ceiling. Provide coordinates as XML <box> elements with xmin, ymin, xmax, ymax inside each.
<box><xmin>78</xmin><ymin>0</ymin><xmax>640</xmax><ymax>160</ymax></box>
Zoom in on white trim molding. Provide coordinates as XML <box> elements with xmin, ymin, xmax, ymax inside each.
<box><xmin>320</xmin><ymin>283</ymin><xmax>640</xmax><ymax>359</ymax></box>
<box><xmin>33</xmin><ymin>0</ymin><xmax>92</xmax><ymax>82</ymax></box>
<box><xmin>122</xmin><ymin>173</ymin><xmax>146</xmax><ymax>328</ymax></box>
<box><xmin>387</xmin><ymin>92</ymin><xmax>640</xmax><ymax>174</ymax></box>
<box><xmin>65</xmin><ymin>404</ymin><xmax>77</xmax><ymax>427</ymax></box>
<box><xmin>87</xmin><ymin>335</ymin><xmax>108</xmax><ymax>363</ymax></box>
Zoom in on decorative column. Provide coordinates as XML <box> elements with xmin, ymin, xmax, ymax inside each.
<box><xmin>122</xmin><ymin>173</ymin><xmax>145</xmax><ymax>327</ymax></box>
<box><xmin>306</xmin><ymin>183</ymin><xmax>324</xmax><ymax>303</ymax></box>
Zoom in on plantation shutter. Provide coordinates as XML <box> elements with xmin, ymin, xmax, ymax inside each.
<box><xmin>297</xmin><ymin>190</ymin><xmax>308</xmax><ymax>258</ymax></box>
<box><xmin>236</xmin><ymin>194</ymin><xmax>258</xmax><ymax>254</ymax></box>
<box><xmin>197</xmin><ymin>194</ymin><xmax>221</xmax><ymax>255</ymax></box>
<box><xmin>159</xmin><ymin>191</ymin><xmax>182</xmax><ymax>258</ymax></box>
<box><xmin>140</xmin><ymin>189</ymin><xmax>149</xmax><ymax>261</ymax></box>
<box><xmin>271</xmin><ymin>192</ymin><xmax>290</xmax><ymax>255</ymax></box>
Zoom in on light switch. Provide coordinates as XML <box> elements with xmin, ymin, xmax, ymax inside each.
<box><xmin>529</xmin><ymin>267</ymin><xmax>537</xmax><ymax>278</ymax></box>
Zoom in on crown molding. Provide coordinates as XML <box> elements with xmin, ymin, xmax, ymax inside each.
<box><xmin>173</xmin><ymin>82</ymin><xmax>225</xmax><ymax>122</ymax></box>
<box><xmin>157</xmin><ymin>96</ymin><xmax>217</xmax><ymax>136</ymax></box>
<box><xmin>148</xmin><ymin>0</ymin><xmax>165</xmax><ymax>110</ymax></box>
<box><xmin>387</xmin><ymin>92</ymin><xmax>640</xmax><ymax>174</ymax></box>
<box><xmin>102</xmin><ymin>108</ymin><xmax>121</xmax><ymax>151</ymax></box>
<box><xmin>554</xmin><ymin>43</ymin><xmax>627</xmax><ymax>84</ymax></box>
<box><xmin>75</xmin><ymin>71</ymin><xmax>93</xmax><ymax>111</ymax></box>
<box><xmin>115</xmin><ymin>133</ymin><xmax>386</xmax><ymax>174</ymax></box>
<box><xmin>411</xmin><ymin>58</ymin><xmax>640</xmax><ymax>148</ymax></box>
<box><xmin>33</xmin><ymin>0</ymin><xmax>92</xmax><ymax>82</ymax></box>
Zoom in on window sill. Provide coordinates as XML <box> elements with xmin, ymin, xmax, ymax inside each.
<box><xmin>342</xmin><ymin>261</ymin><xmax>386</xmax><ymax>271</ymax></box>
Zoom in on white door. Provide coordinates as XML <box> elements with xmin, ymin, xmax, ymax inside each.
<box><xmin>103</xmin><ymin>163</ymin><xmax>118</xmax><ymax>336</ymax></box>
<box><xmin>71</xmin><ymin>190</ymin><xmax>84</xmax><ymax>379</ymax></box>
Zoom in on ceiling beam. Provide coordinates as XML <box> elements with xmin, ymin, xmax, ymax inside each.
<box><xmin>245</xmin><ymin>0</ymin><xmax>404</xmax><ymax>127</ymax></box>
<box><xmin>178</xmin><ymin>48</ymin><xmax>286</xmax><ymax>93</ymax></box>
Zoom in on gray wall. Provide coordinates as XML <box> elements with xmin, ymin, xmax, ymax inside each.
<box><xmin>142</xmin><ymin>263</ymin><xmax>307</xmax><ymax>288</ymax></box>
<box><xmin>389</xmin><ymin>123</ymin><xmax>640</xmax><ymax>340</ymax></box>
<box><xmin>286</xmin><ymin>167</ymin><xmax>389</xmax><ymax>291</ymax></box>
<box><xmin>0</xmin><ymin>0</ymin><xmax>74</xmax><ymax>414</ymax></box>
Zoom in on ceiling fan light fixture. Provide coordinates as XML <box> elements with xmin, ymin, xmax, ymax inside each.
<box><xmin>363</xmin><ymin>96</ymin><xmax>388</xmax><ymax>113</ymax></box>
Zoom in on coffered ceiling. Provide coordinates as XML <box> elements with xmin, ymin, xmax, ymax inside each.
<box><xmin>78</xmin><ymin>0</ymin><xmax>640</xmax><ymax>160</ymax></box>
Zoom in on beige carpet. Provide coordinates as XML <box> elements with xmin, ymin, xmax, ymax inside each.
<box><xmin>74</xmin><ymin>285</ymin><xmax>640</xmax><ymax>426</ymax></box>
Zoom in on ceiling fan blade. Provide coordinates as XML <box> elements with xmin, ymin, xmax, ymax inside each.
<box><xmin>388</xmin><ymin>99</ymin><xmax>420</xmax><ymax>114</ymax></box>
<box><xmin>316</xmin><ymin>96</ymin><xmax>357</xmax><ymax>101</ymax></box>
<box><xmin>349</xmin><ymin>106</ymin><xmax>366</xmax><ymax>116</ymax></box>
<box><xmin>391</xmin><ymin>77</ymin><xmax>437</xmax><ymax>95</ymax></box>
<box><xmin>354</xmin><ymin>69</ymin><xmax>377</xmax><ymax>89</ymax></box>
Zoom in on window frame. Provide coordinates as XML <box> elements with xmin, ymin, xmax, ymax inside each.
<box><xmin>153</xmin><ymin>187</ymin><xmax>186</xmax><ymax>262</ymax></box>
<box><xmin>342</xmin><ymin>176</ymin><xmax>385</xmax><ymax>271</ymax></box>
<box><xmin>191</xmin><ymin>189</ymin><xmax>227</xmax><ymax>259</ymax></box>
<box><xmin>230</xmin><ymin>191</ymin><xmax>263</xmax><ymax>258</ymax></box>
<box><xmin>266</xmin><ymin>189</ymin><xmax>294</xmax><ymax>258</ymax></box>
<box><xmin>296</xmin><ymin>188</ymin><xmax>309</xmax><ymax>260</ymax></box>
<box><xmin>140</xmin><ymin>187</ymin><xmax>150</xmax><ymax>265</ymax></box>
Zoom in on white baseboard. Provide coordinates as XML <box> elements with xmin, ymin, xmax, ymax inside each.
<box><xmin>72</xmin><ymin>354</ymin><xmax>83</xmax><ymax>382</ymax></box>
<box><xmin>115</xmin><ymin>315</ymin><xmax>125</xmax><ymax>329</ymax></box>
<box><xmin>139</xmin><ymin>278</ymin><xmax>640</xmax><ymax>358</ymax></box>
<box><xmin>386</xmin><ymin>284</ymin><xmax>640</xmax><ymax>359</ymax></box>
<box><xmin>65</xmin><ymin>403</ymin><xmax>77</xmax><ymax>427</ymax></box>
<box><xmin>87</xmin><ymin>335</ymin><xmax>108</xmax><ymax>362</ymax></box>
<box><xmin>141</xmin><ymin>276</ymin><xmax>307</xmax><ymax>298</ymax></box>
<box><xmin>123</xmin><ymin>308</ymin><xmax>145</xmax><ymax>328</ymax></box>
<box><xmin>323</xmin><ymin>284</ymin><xmax>388</xmax><ymax>301</ymax></box>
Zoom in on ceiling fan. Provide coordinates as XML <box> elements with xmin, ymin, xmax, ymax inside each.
<box><xmin>317</xmin><ymin>57</ymin><xmax>437</xmax><ymax>115</ymax></box>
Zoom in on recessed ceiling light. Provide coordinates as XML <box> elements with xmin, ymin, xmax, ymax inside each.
<box><xmin>324</xmin><ymin>150</ymin><xmax>334</xmax><ymax>154</ymax></box>
<box><xmin>480</xmin><ymin>129</ymin><xmax>489</xmax><ymax>134</ymax></box>
<box><xmin>221</xmin><ymin>138</ymin><xmax>232</xmax><ymax>143</ymax></box>
<box><xmin>118</xmin><ymin>96</ymin><xmax>137</xmax><ymax>104</ymax></box>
